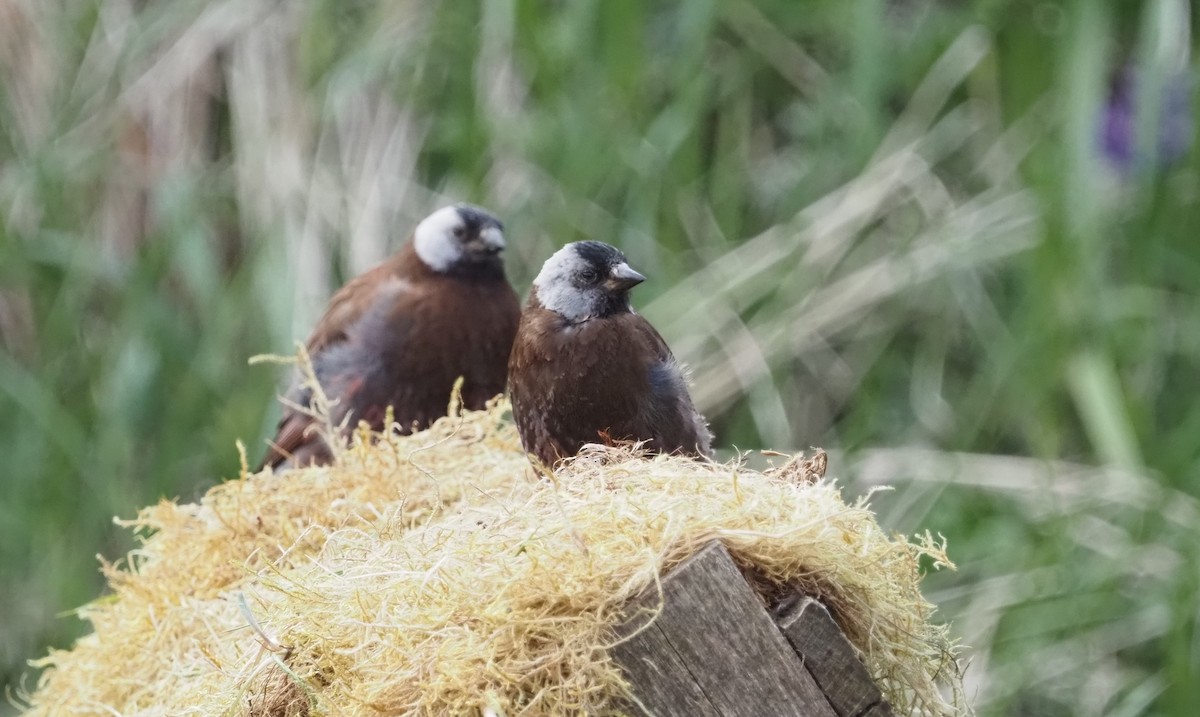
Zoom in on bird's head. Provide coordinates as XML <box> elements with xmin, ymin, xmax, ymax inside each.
<box><xmin>532</xmin><ymin>241</ymin><xmax>646</xmax><ymax>322</ymax></box>
<box><xmin>413</xmin><ymin>204</ymin><xmax>507</xmax><ymax>274</ymax></box>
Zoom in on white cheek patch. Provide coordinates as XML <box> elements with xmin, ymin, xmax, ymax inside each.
<box><xmin>413</xmin><ymin>206</ymin><xmax>465</xmax><ymax>272</ymax></box>
<box><xmin>537</xmin><ymin>284</ymin><xmax>598</xmax><ymax>322</ymax></box>
<box><xmin>533</xmin><ymin>245</ymin><xmax>597</xmax><ymax>321</ymax></box>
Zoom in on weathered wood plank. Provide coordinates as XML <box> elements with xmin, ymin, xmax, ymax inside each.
<box><xmin>858</xmin><ymin>701</ymin><xmax>896</xmax><ymax>717</ymax></box>
<box><xmin>776</xmin><ymin>596</ymin><xmax>885</xmax><ymax>717</ymax></box>
<box><xmin>614</xmin><ymin>542</ymin><xmax>837</xmax><ymax>717</ymax></box>
<box><xmin>610</xmin><ymin>611</ymin><xmax>720</xmax><ymax>717</ymax></box>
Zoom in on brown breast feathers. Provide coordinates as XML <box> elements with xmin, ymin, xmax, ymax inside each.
<box><xmin>508</xmin><ymin>293</ymin><xmax>712</xmax><ymax>467</ymax></box>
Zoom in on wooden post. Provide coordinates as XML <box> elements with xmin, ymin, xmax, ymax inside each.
<box><xmin>776</xmin><ymin>597</ymin><xmax>893</xmax><ymax>717</ymax></box>
<box><xmin>612</xmin><ymin>541</ymin><xmax>894</xmax><ymax>717</ymax></box>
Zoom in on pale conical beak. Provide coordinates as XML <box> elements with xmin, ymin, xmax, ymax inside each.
<box><xmin>470</xmin><ymin>226</ymin><xmax>506</xmax><ymax>255</ymax></box>
<box><xmin>605</xmin><ymin>262</ymin><xmax>646</xmax><ymax>292</ymax></box>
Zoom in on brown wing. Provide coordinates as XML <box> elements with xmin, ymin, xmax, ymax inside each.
<box><xmin>259</xmin><ymin>253</ymin><xmax>410</xmax><ymax>471</ymax></box>
<box><xmin>610</xmin><ymin>312</ymin><xmax>713</xmax><ymax>457</ymax></box>
<box><xmin>260</xmin><ymin>371</ymin><xmax>375</xmax><ymax>469</ymax></box>
<box><xmin>258</xmin><ymin>411</ymin><xmax>332</xmax><ymax>471</ymax></box>
<box><xmin>305</xmin><ymin>255</ymin><xmax>406</xmax><ymax>355</ymax></box>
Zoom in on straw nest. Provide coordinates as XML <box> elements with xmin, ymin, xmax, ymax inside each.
<box><xmin>20</xmin><ymin>400</ymin><xmax>966</xmax><ymax>716</ymax></box>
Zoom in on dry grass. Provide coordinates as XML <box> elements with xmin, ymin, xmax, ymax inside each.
<box><xmin>18</xmin><ymin>400</ymin><xmax>965</xmax><ymax>716</ymax></box>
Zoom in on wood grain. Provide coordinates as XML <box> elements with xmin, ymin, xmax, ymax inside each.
<box><xmin>610</xmin><ymin>608</ymin><xmax>720</xmax><ymax>717</ymax></box>
<box><xmin>858</xmin><ymin>702</ymin><xmax>896</xmax><ymax>717</ymax></box>
<box><xmin>613</xmin><ymin>542</ymin><xmax>837</xmax><ymax>716</ymax></box>
<box><xmin>776</xmin><ymin>596</ymin><xmax>886</xmax><ymax>717</ymax></box>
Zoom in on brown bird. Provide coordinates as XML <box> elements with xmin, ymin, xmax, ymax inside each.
<box><xmin>508</xmin><ymin>241</ymin><xmax>712</xmax><ymax>466</ymax></box>
<box><xmin>260</xmin><ymin>204</ymin><xmax>521</xmax><ymax>470</ymax></box>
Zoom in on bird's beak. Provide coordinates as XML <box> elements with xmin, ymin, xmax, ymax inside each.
<box><xmin>470</xmin><ymin>226</ymin><xmax>506</xmax><ymax>255</ymax></box>
<box><xmin>605</xmin><ymin>262</ymin><xmax>646</xmax><ymax>292</ymax></box>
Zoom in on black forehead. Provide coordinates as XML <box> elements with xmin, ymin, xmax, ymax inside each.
<box><xmin>454</xmin><ymin>204</ymin><xmax>503</xmax><ymax>231</ymax></box>
<box><xmin>572</xmin><ymin>240</ymin><xmax>626</xmax><ymax>268</ymax></box>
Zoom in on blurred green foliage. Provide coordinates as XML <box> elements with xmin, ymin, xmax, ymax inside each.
<box><xmin>1</xmin><ymin>0</ymin><xmax>1197</xmax><ymax>714</ymax></box>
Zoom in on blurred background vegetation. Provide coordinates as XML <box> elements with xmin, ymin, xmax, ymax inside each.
<box><xmin>0</xmin><ymin>0</ymin><xmax>1196</xmax><ymax>714</ymax></box>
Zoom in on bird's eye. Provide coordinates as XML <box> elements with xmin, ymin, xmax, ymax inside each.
<box><xmin>579</xmin><ymin>269</ymin><xmax>598</xmax><ymax>283</ymax></box>
<box><xmin>452</xmin><ymin>226</ymin><xmax>467</xmax><ymax>239</ymax></box>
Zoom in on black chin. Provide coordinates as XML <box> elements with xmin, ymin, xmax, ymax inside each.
<box><xmin>594</xmin><ymin>290</ymin><xmax>633</xmax><ymax>318</ymax></box>
<box><xmin>445</xmin><ymin>252</ymin><xmax>506</xmax><ymax>280</ymax></box>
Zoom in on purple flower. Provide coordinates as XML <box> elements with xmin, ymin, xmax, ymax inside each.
<box><xmin>1098</xmin><ymin>65</ymin><xmax>1193</xmax><ymax>173</ymax></box>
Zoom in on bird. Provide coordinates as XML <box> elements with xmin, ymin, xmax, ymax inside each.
<box><xmin>259</xmin><ymin>203</ymin><xmax>521</xmax><ymax>470</ymax></box>
<box><xmin>507</xmin><ymin>240</ymin><xmax>712</xmax><ymax>466</ymax></box>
